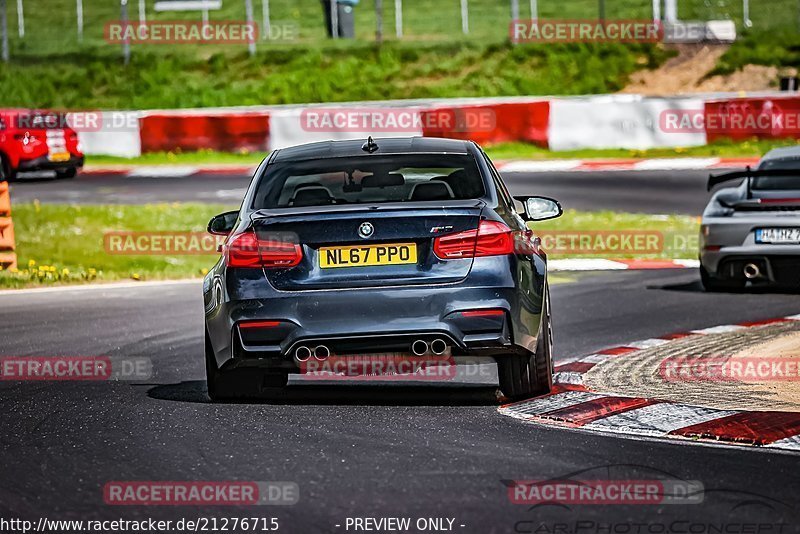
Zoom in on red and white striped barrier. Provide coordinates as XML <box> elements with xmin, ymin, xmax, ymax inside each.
<box><xmin>74</xmin><ymin>92</ymin><xmax>800</xmax><ymax>158</ymax></box>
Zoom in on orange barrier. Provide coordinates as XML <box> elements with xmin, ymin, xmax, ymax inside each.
<box><xmin>421</xmin><ymin>102</ymin><xmax>550</xmax><ymax>147</ymax></box>
<box><xmin>0</xmin><ymin>182</ymin><xmax>16</xmax><ymax>270</ymax></box>
<box><xmin>139</xmin><ymin>113</ymin><xmax>270</xmax><ymax>153</ymax></box>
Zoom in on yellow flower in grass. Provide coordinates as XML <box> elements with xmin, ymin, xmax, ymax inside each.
<box><xmin>131</xmin><ymin>273</ymin><xmax>140</xmax><ymax>280</ymax></box>
<box><xmin>28</xmin><ymin>259</ymin><xmax>36</xmax><ymax>268</ymax></box>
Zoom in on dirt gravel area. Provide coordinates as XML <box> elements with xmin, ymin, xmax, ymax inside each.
<box><xmin>584</xmin><ymin>320</ymin><xmax>800</xmax><ymax>412</ymax></box>
<box><xmin>621</xmin><ymin>44</ymin><xmax>796</xmax><ymax>95</ymax></box>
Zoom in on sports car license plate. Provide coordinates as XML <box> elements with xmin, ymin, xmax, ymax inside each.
<box><xmin>319</xmin><ymin>243</ymin><xmax>417</xmax><ymax>268</ymax></box>
<box><xmin>755</xmin><ymin>228</ymin><xmax>800</xmax><ymax>244</ymax></box>
<box><xmin>48</xmin><ymin>152</ymin><xmax>70</xmax><ymax>162</ymax></box>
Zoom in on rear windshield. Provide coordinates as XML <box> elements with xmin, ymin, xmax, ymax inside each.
<box><xmin>251</xmin><ymin>154</ymin><xmax>486</xmax><ymax>209</ymax></box>
<box><xmin>754</xmin><ymin>158</ymin><xmax>800</xmax><ymax>190</ymax></box>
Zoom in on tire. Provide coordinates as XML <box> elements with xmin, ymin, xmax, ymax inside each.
<box><xmin>205</xmin><ymin>329</ymin><xmax>289</xmax><ymax>401</ymax></box>
<box><xmin>497</xmin><ymin>283</ymin><xmax>554</xmax><ymax>401</ymax></box>
<box><xmin>0</xmin><ymin>154</ymin><xmax>16</xmax><ymax>182</ymax></box>
<box><xmin>56</xmin><ymin>167</ymin><xmax>77</xmax><ymax>179</ymax></box>
<box><xmin>700</xmin><ymin>264</ymin><xmax>744</xmax><ymax>293</ymax></box>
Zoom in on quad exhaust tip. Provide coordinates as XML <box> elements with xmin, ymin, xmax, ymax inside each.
<box><xmin>743</xmin><ymin>263</ymin><xmax>761</xmax><ymax>279</ymax></box>
<box><xmin>295</xmin><ymin>345</ymin><xmax>312</xmax><ymax>362</ymax></box>
<box><xmin>430</xmin><ymin>338</ymin><xmax>448</xmax><ymax>356</ymax></box>
<box><xmin>313</xmin><ymin>345</ymin><xmax>330</xmax><ymax>361</ymax></box>
<box><xmin>411</xmin><ymin>340</ymin><xmax>429</xmax><ymax>357</ymax></box>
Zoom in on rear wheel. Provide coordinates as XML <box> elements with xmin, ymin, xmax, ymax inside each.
<box><xmin>497</xmin><ymin>283</ymin><xmax>553</xmax><ymax>401</ymax></box>
<box><xmin>700</xmin><ymin>264</ymin><xmax>745</xmax><ymax>292</ymax></box>
<box><xmin>205</xmin><ymin>329</ymin><xmax>289</xmax><ymax>401</ymax></box>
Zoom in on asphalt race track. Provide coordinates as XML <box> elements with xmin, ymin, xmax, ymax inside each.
<box><xmin>2</xmin><ymin>168</ymin><xmax>798</xmax><ymax>532</ymax></box>
<box><xmin>8</xmin><ymin>168</ymin><xmax>721</xmax><ymax>214</ymax></box>
<box><xmin>2</xmin><ymin>271</ymin><xmax>800</xmax><ymax>531</ymax></box>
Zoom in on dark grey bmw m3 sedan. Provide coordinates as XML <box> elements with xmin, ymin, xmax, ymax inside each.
<box><xmin>203</xmin><ymin>137</ymin><xmax>562</xmax><ymax>401</ymax></box>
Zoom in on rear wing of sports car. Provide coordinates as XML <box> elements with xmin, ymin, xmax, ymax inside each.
<box><xmin>707</xmin><ymin>167</ymin><xmax>800</xmax><ymax>195</ymax></box>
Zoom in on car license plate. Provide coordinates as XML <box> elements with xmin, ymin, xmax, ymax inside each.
<box><xmin>755</xmin><ymin>228</ymin><xmax>800</xmax><ymax>244</ymax></box>
<box><xmin>319</xmin><ymin>243</ymin><xmax>417</xmax><ymax>268</ymax></box>
<box><xmin>48</xmin><ymin>152</ymin><xmax>70</xmax><ymax>162</ymax></box>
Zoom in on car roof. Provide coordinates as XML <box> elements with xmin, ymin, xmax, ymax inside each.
<box><xmin>761</xmin><ymin>145</ymin><xmax>800</xmax><ymax>162</ymax></box>
<box><xmin>271</xmin><ymin>137</ymin><xmax>473</xmax><ymax>163</ymax></box>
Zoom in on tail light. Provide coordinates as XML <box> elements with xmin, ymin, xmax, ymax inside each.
<box><xmin>433</xmin><ymin>220</ymin><xmax>517</xmax><ymax>259</ymax></box>
<box><xmin>224</xmin><ymin>230</ymin><xmax>303</xmax><ymax>268</ymax></box>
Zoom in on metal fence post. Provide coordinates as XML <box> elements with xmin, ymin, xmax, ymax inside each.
<box><xmin>15</xmin><ymin>0</ymin><xmax>22</xmax><ymax>38</ymax></box>
<box><xmin>652</xmin><ymin>0</ymin><xmax>660</xmax><ymax>22</ymax></box>
<box><xmin>261</xmin><ymin>0</ymin><xmax>270</xmax><ymax>40</ymax></box>
<box><xmin>244</xmin><ymin>0</ymin><xmax>256</xmax><ymax>56</ymax></box>
<box><xmin>395</xmin><ymin>0</ymin><xmax>402</xmax><ymax>38</ymax></box>
<box><xmin>743</xmin><ymin>0</ymin><xmax>752</xmax><ymax>28</ymax></box>
<box><xmin>460</xmin><ymin>0</ymin><xmax>468</xmax><ymax>34</ymax></box>
<box><xmin>375</xmin><ymin>0</ymin><xmax>383</xmax><ymax>44</ymax></box>
<box><xmin>138</xmin><ymin>0</ymin><xmax>145</xmax><ymax>29</ymax></box>
<box><xmin>510</xmin><ymin>0</ymin><xmax>519</xmax><ymax>22</ymax></box>
<box><xmin>76</xmin><ymin>0</ymin><xmax>83</xmax><ymax>42</ymax></box>
<box><xmin>0</xmin><ymin>0</ymin><xmax>8</xmax><ymax>62</ymax></box>
<box><xmin>121</xmin><ymin>0</ymin><xmax>130</xmax><ymax>65</ymax></box>
<box><xmin>529</xmin><ymin>0</ymin><xmax>537</xmax><ymax>21</ymax></box>
<box><xmin>331</xmin><ymin>0</ymin><xmax>338</xmax><ymax>38</ymax></box>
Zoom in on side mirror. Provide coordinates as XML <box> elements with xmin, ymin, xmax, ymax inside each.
<box><xmin>514</xmin><ymin>196</ymin><xmax>563</xmax><ymax>221</ymax></box>
<box><xmin>207</xmin><ymin>211</ymin><xmax>239</xmax><ymax>235</ymax></box>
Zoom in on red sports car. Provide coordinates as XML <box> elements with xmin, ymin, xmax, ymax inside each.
<box><xmin>0</xmin><ymin>109</ymin><xmax>84</xmax><ymax>181</ymax></box>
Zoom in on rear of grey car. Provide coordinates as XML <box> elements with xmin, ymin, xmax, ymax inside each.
<box><xmin>202</xmin><ymin>137</ymin><xmax>562</xmax><ymax>400</ymax></box>
<box><xmin>700</xmin><ymin>147</ymin><xmax>800</xmax><ymax>291</ymax></box>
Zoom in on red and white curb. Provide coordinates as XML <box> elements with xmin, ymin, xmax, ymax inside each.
<box><xmin>499</xmin><ymin>314</ymin><xmax>800</xmax><ymax>452</ymax></box>
<box><xmin>549</xmin><ymin>258</ymin><xmax>699</xmax><ymax>272</ymax></box>
<box><xmin>495</xmin><ymin>157</ymin><xmax>759</xmax><ymax>173</ymax></box>
<box><xmin>79</xmin><ymin>157</ymin><xmax>759</xmax><ymax>178</ymax></box>
<box><xmin>81</xmin><ymin>165</ymin><xmax>258</xmax><ymax>177</ymax></box>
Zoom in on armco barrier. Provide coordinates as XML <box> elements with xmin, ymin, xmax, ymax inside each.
<box><xmin>139</xmin><ymin>112</ymin><xmax>270</xmax><ymax>153</ymax></box>
<box><xmin>0</xmin><ymin>181</ymin><xmax>17</xmax><ymax>270</ymax></box>
<box><xmin>421</xmin><ymin>102</ymin><xmax>549</xmax><ymax>147</ymax></box>
<box><xmin>705</xmin><ymin>96</ymin><xmax>800</xmax><ymax>143</ymax></box>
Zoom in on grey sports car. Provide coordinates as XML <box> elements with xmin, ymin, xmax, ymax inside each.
<box><xmin>700</xmin><ymin>146</ymin><xmax>800</xmax><ymax>291</ymax></box>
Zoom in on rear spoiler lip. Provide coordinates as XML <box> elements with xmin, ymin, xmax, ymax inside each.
<box><xmin>249</xmin><ymin>199</ymin><xmax>487</xmax><ymax>219</ymax></box>
<box><xmin>708</xmin><ymin>167</ymin><xmax>800</xmax><ymax>191</ymax></box>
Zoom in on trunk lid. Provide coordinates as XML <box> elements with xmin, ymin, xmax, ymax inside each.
<box><xmin>251</xmin><ymin>201</ymin><xmax>484</xmax><ymax>290</ymax></box>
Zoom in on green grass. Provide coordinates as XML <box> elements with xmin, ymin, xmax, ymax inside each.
<box><xmin>0</xmin><ymin>202</ymin><xmax>234</xmax><ymax>289</ymax></box>
<box><xmin>0</xmin><ymin>1</ymin><xmax>794</xmax><ymax>109</ymax></box>
<box><xmin>1</xmin><ymin>202</ymin><xmax>698</xmax><ymax>288</ymax></box>
<box><xmin>84</xmin><ymin>138</ymin><xmax>798</xmax><ymax>167</ymax></box>
<box><xmin>0</xmin><ymin>41</ymin><xmax>668</xmax><ymax>109</ymax></box>
<box><xmin>711</xmin><ymin>30</ymin><xmax>800</xmax><ymax>77</ymax></box>
<box><xmin>530</xmin><ymin>210</ymin><xmax>700</xmax><ymax>260</ymax></box>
